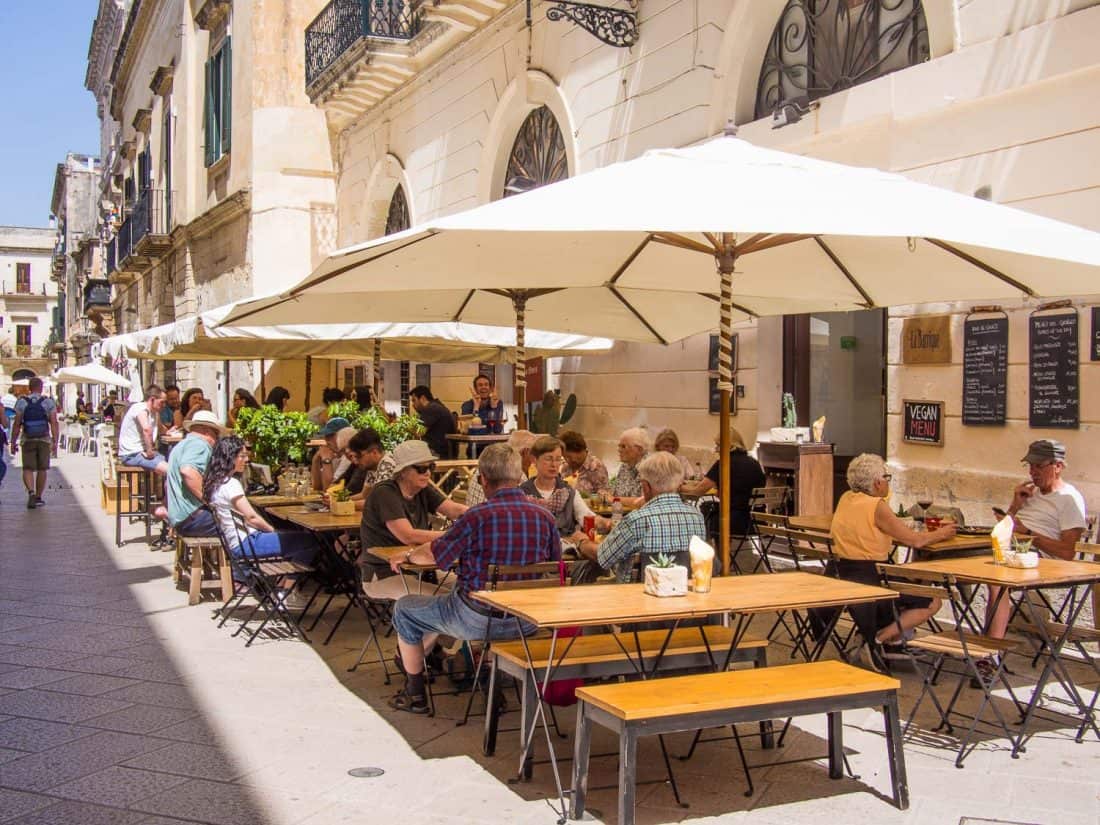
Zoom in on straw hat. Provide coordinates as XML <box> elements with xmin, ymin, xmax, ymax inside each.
<box><xmin>183</xmin><ymin>410</ymin><xmax>229</xmax><ymax>435</ymax></box>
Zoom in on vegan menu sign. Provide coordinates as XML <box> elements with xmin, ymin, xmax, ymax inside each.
<box><xmin>1029</xmin><ymin>310</ymin><xmax>1079</xmax><ymax>429</ymax></box>
<box><xmin>962</xmin><ymin>315</ymin><xmax>1008</xmax><ymax>426</ymax></box>
<box><xmin>903</xmin><ymin>400</ymin><xmax>944</xmax><ymax>446</ymax></box>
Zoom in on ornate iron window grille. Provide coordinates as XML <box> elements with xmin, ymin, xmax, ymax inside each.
<box><xmin>755</xmin><ymin>0</ymin><xmax>930</xmax><ymax>120</ymax></box>
<box><xmin>503</xmin><ymin>106</ymin><xmax>569</xmax><ymax>198</ymax></box>
<box><xmin>305</xmin><ymin>0</ymin><xmax>424</xmax><ymax>89</ymax></box>
<box><xmin>543</xmin><ymin>1</ymin><xmax>638</xmax><ymax>48</ymax></box>
<box><xmin>385</xmin><ymin>185</ymin><xmax>410</xmax><ymax>235</ymax></box>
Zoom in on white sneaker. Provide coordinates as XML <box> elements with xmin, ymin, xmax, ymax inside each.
<box><xmin>278</xmin><ymin>589</ymin><xmax>312</xmax><ymax>610</ymax></box>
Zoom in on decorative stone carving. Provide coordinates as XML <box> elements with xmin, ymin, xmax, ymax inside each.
<box><xmin>132</xmin><ymin>108</ymin><xmax>152</xmax><ymax>134</ymax></box>
<box><xmin>150</xmin><ymin>64</ymin><xmax>175</xmax><ymax>96</ymax></box>
<box><xmin>193</xmin><ymin>0</ymin><xmax>231</xmax><ymax>31</ymax></box>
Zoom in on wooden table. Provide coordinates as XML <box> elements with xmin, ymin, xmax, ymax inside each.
<box><xmin>445</xmin><ymin>432</ymin><xmax>509</xmax><ymax>459</ymax></box>
<box><xmin>788</xmin><ymin>515</ymin><xmax>992</xmax><ymax>556</ymax></box>
<box><xmin>471</xmin><ymin>571</ymin><xmax>896</xmax><ymax>815</ymax></box>
<box><xmin>266</xmin><ymin>504</ymin><xmax>359</xmax><ymax>532</ymax></box>
<box><xmin>901</xmin><ymin>556</ymin><xmax>1100</xmax><ymax>752</ymax></box>
<box><xmin>250</xmin><ymin>493</ymin><xmax>323</xmax><ymax>509</ymax></box>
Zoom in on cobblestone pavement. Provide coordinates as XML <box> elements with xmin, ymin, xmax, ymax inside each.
<box><xmin>0</xmin><ymin>451</ymin><xmax>1097</xmax><ymax>824</ymax></box>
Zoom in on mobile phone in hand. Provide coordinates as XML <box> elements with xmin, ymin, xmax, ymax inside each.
<box><xmin>992</xmin><ymin>507</ymin><xmax>1007</xmax><ymax>520</ymax></box>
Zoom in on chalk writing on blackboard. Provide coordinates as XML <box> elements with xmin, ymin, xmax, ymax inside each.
<box><xmin>963</xmin><ymin>316</ymin><xmax>1008</xmax><ymax>426</ymax></box>
<box><xmin>1029</xmin><ymin>311</ymin><xmax>1078</xmax><ymax>429</ymax></box>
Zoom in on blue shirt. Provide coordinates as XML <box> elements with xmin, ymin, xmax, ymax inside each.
<box><xmin>460</xmin><ymin>397</ymin><xmax>505</xmax><ymax>434</ymax></box>
<box><xmin>166</xmin><ymin>434</ymin><xmax>212</xmax><ymax>525</ymax></box>
<box><xmin>597</xmin><ymin>493</ymin><xmax>706</xmax><ymax>582</ymax></box>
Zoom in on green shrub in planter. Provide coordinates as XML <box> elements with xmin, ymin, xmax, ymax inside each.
<box><xmin>234</xmin><ymin>405</ymin><xmax>317</xmax><ymax>467</ymax></box>
<box><xmin>325</xmin><ymin>400</ymin><xmax>425</xmax><ymax>452</ymax></box>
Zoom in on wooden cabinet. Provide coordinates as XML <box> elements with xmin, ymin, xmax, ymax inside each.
<box><xmin>756</xmin><ymin>442</ymin><xmax>834</xmax><ymax>516</ymax></box>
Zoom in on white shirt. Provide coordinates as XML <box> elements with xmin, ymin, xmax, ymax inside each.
<box><xmin>118</xmin><ymin>402</ymin><xmax>156</xmax><ymax>456</ymax></box>
<box><xmin>210</xmin><ymin>477</ymin><xmax>248</xmax><ymax>548</ymax></box>
<box><xmin>1018</xmin><ymin>481</ymin><xmax>1087</xmax><ymax>540</ymax></box>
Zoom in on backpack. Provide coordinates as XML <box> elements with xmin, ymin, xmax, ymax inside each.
<box><xmin>21</xmin><ymin>396</ymin><xmax>50</xmax><ymax>439</ymax></box>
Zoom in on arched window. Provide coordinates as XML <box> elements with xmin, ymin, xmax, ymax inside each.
<box><xmin>384</xmin><ymin>185</ymin><xmax>410</xmax><ymax>235</ymax></box>
<box><xmin>755</xmin><ymin>0</ymin><xmax>929</xmax><ymax>119</ymax></box>
<box><xmin>503</xmin><ymin>105</ymin><xmax>568</xmax><ymax>198</ymax></box>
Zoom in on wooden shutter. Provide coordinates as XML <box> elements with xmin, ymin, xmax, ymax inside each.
<box><xmin>203</xmin><ymin>56</ymin><xmax>215</xmax><ymax>167</ymax></box>
<box><xmin>219</xmin><ymin>38</ymin><xmax>232</xmax><ymax>154</ymax></box>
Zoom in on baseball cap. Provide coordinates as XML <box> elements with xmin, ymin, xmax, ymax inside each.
<box><xmin>1021</xmin><ymin>439</ymin><xmax>1066</xmax><ymax>465</ymax></box>
<box><xmin>319</xmin><ymin>417</ymin><xmax>350</xmax><ymax>437</ymax></box>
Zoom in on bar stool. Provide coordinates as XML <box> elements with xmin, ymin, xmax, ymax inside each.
<box><xmin>115</xmin><ymin>466</ymin><xmax>153</xmax><ymax>546</ymax></box>
<box><xmin>174</xmin><ymin>536</ymin><xmax>234</xmax><ymax>605</ymax></box>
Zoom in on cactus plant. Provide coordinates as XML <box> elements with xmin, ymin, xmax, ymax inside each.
<box><xmin>648</xmin><ymin>553</ymin><xmax>676</xmax><ymax>568</ymax></box>
<box><xmin>781</xmin><ymin>392</ymin><xmax>797</xmax><ymax>428</ymax></box>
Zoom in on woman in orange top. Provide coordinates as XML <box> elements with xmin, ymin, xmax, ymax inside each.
<box><xmin>830</xmin><ymin>453</ymin><xmax>955</xmax><ymax>653</ymax></box>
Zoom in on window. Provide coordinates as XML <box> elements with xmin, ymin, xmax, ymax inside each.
<box><xmin>755</xmin><ymin>0</ymin><xmax>929</xmax><ymax>119</ymax></box>
<box><xmin>399</xmin><ymin>360</ymin><xmax>410</xmax><ymax>413</ymax></box>
<box><xmin>385</xmin><ymin>186</ymin><xmax>410</xmax><ymax>235</ymax></box>
<box><xmin>15</xmin><ymin>263</ymin><xmax>31</xmax><ymax>294</ymax></box>
<box><xmin>204</xmin><ymin>38</ymin><xmax>232</xmax><ymax>167</ymax></box>
<box><xmin>16</xmin><ymin>324</ymin><xmax>31</xmax><ymax>356</ymax></box>
<box><xmin>503</xmin><ymin>106</ymin><xmax>568</xmax><ymax>198</ymax></box>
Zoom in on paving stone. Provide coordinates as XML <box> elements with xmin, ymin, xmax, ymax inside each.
<box><xmin>0</xmin><ymin>647</ymin><xmax>86</xmax><ymax>669</ymax></box>
<box><xmin>0</xmin><ymin>718</ymin><xmax>100</xmax><ymax>752</ymax></box>
<box><xmin>0</xmin><ymin>730</ymin><xmax>170</xmax><ymax>791</ymax></box>
<box><xmin>121</xmin><ymin>741</ymin><xmax>247</xmax><ymax>782</ymax></box>
<box><xmin>130</xmin><ymin>778</ymin><xmax>268</xmax><ymax>825</ymax></box>
<box><xmin>0</xmin><ymin>616</ymin><xmax>43</xmax><ymax>632</ymax></box>
<box><xmin>102</xmin><ymin>682</ymin><xmax>194</xmax><ymax>710</ymax></box>
<box><xmin>108</xmin><ymin>661</ymin><xmax>186</xmax><ymax>684</ymax></box>
<box><xmin>0</xmin><ymin>746</ymin><xmax>29</xmax><ymax>765</ymax></box>
<box><xmin>40</xmin><ymin>673</ymin><xmax>144</xmax><ymax>697</ymax></box>
<box><xmin>47</xmin><ymin>764</ymin><xmax>191</xmax><ymax>808</ymax></box>
<box><xmin>44</xmin><ymin>655</ymin><xmax>146</xmax><ymax>676</ymax></box>
<box><xmin>4</xmin><ymin>799</ymin><xmax>147</xmax><ymax>825</ymax></box>
<box><xmin>0</xmin><ymin>688</ymin><xmax>133</xmax><ymax>724</ymax></box>
<box><xmin>0</xmin><ymin>668</ymin><xmax>78</xmax><ymax>690</ymax></box>
<box><xmin>0</xmin><ymin>787</ymin><xmax>55</xmax><ymax>823</ymax></box>
<box><xmin>148</xmin><ymin>719</ymin><xmax>220</xmax><ymax>747</ymax></box>
<box><xmin>83</xmin><ymin>704</ymin><xmax>198</xmax><ymax>735</ymax></box>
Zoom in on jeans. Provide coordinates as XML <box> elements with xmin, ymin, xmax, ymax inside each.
<box><xmin>174</xmin><ymin>507</ymin><xmax>218</xmax><ymax>538</ymax></box>
<box><xmin>235</xmin><ymin>530</ymin><xmax>318</xmax><ymax>566</ymax></box>
<box><xmin>120</xmin><ymin>452</ymin><xmax>167</xmax><ymax>472</ymax></box>
<box><xmin>392</xmin><ymin>590</ymin><xmax>537</xmax><ymax>646</ymax></box>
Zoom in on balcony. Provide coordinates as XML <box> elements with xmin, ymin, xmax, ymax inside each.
<box><xmin>1</xmin><ymin>282</ymin><xmax>48</xmax><ymax>297</ymax></box>
<box><xmin>0</xmin><ymin>344</ymin><xmax>47</xmax><ymax>361</ymax></box>
<box><xmin>107</xmin><ymin>188</ymin><xmax>172</xmax><ymax>283</ymax></box>
<box><xmin>83</xmin><ymin>279</ymin><xmax>112</xmax><ymax>315</ymax></box>
<box><xmin>306</xmin><ymin>0</ymin><xmax>423</xmax><ymax>91</ymax></box>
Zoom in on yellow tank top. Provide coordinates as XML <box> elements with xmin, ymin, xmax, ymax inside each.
<box><xmin>830</xmin><ymin>491</ymin><xmax>893</xmax><ymax>561</ymax></box>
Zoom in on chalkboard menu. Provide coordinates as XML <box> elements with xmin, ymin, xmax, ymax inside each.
<box><xmin>903</xmin><ymin>400</ymin><xmax>944</xmax><ymax>446</ymax></box>
<box><xmin>962</xmin><ymin>316</ymin><xmax>1008</xmax><ymax>426</ymax></box>
<box><xmin>1029</xmin><ymin>311</ymin><xmax>1079</xmax><ymax>429</ymax></box>
<box><xmin>1091</xmin><ymin>307</ymin><xmax>1100</xmax><ymax>361</ymax></box>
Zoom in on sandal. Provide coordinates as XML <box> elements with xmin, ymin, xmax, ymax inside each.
<box><xmin>388</xmin><ymin>690</ymin><xmax>430</xmax><ymax>715</ymax></box>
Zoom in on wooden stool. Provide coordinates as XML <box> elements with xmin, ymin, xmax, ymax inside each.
<box><xmin>115</xmin><ymin>466</ymin><xmax>153</xmax><ymax>547</ymax></box>
<box><xmin>175</xmin><ymin>536</ymin><xmax>235</xmax><ymax>605</ymax></box>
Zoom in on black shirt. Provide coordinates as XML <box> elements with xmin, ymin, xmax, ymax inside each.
<box><xmin>360</xmin><ymin>478</ymin><xmax>446</xmax><ymax>549</ymax></box>
<box><xmin>705</xmin><ymin>449</ymin><xmax>767</xmax><ymax>513</ymax></box>
<box><xmin>418</xmin><ymin>399</ymin><xmax>455</xmax><ymax>456</ymax></box>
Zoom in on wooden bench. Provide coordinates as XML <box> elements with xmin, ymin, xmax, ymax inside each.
<box><xmin>570</xmin><ymin>660</ymin><xmax>907</xmax><ymax>825</ymax></box>
<box><xmin>174</xmin><ymin>536</ymin><xmax>234</xmax><ymax>606</ymax></box>
<box><xmin>484</xmin><ymin>626</ymin><xmax>768</xmax><ymax>760</ymax></box>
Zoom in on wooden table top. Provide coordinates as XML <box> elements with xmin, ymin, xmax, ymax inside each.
<box><xmin>446</xmin><ymin>433</ymin><xmax>511</xmax><ymax>443</ymax></box>
<box><xmin>250</xmin><ymin>493</ymin><xmax>323</xmax><ymax>508</ymax></box>
<box><xmin>787</xmin><ymin>515</ymin><xmax>991</xmax><ymax>554</ymax></box>
<box><xmin>265</xmin><ymin>505</ymin><xmax>359</xmax><ymax>532</ymax></box>
<box><xmin>901</xmin><ymin>556</ymin><xmax>1100</xmax><ymax>588</ymax></box>
<box><xmin>471</xmin><ymin>571</ymin><xmax>896</xmax><ymax>629</ymax></box>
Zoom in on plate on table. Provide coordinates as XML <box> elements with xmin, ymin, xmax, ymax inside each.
<box><xmin>956</xmin><ymin>525</ymin><xmax>993</xmax><ymax>536</ymax></box>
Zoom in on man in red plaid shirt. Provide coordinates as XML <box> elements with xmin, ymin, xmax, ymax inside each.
<box><xmin>387</xmin><ymin>443</ymin><xmax>560</xmax><ymax>714</ymax></box>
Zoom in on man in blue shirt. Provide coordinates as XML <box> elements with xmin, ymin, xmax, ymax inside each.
<box><xmin>460</xmin><ymin>374</ymin><xmax>505</xmax><ymax>435</ymax></box>
<box><xmin>11</xmin><ymin>378</ymin><xmax>60</xmax><ymax>510</ymax></box>
<box><xmin>167</xmin><ymin>410</ymin><xmax>228</xmax><ymax>536</ymax></box>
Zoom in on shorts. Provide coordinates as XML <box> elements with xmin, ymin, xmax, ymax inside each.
<box><xmin>392</xmin><ymin>590</ymin><xmax>537</xmax><ymax>646</ymax></box>
<box><xmin>121</xmin><ymin>452</ymin><xmax>168</xmax><ymax>472</ymax></box>
<box><xmin>20</xmin><ymin>440</ymin><xmax>51</xmax><ymax>471</ymax></box>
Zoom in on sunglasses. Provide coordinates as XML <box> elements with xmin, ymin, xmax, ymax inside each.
<box><xmin>411</xmin><ymin>464</ymin><xmax>435</xmax><ymax>475</ymax></box>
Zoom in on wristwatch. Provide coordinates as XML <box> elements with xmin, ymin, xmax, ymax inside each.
<box><xmin>405</xmin><ymin>549</ymin><xmax>414</xmax><ymax>564</ymax></box>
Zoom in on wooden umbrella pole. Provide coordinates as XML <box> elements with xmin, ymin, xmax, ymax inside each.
<box><xmin>304</xmin><ymin>355</ymin><xmax>312</xmax><ymax>411</ymax></box>
<box><xmin>259</xmin><ymin>358</ymin><xmax>267</xmax><ymax>402</ymax></box>
<box><xmin>716</xmin><ymin>234</ymin><xmax>737</xmax><ymax>576</ymax></box>
<box><xmin>513</xmin><ymin>292</ymin><xmax>527</xmax><ymax>430</ymax></box>
<box><xmin>223</xmin><ymin>360</ymin><xmax>231</xmax><ymax>421</ymax></box>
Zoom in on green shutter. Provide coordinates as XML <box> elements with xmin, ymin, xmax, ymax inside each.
<box><xmin>203</xmin><ymin>57</ymin><xmax>215</xmax><ymax>167</ymax></box>
<box><xmin>220</xmin><ymin>38</ymin><xmax>232</xmax><ymax>154</ymax></box>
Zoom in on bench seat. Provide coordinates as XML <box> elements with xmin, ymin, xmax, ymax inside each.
<box><xmin>571</xmin><ymin>660</ymin><xmax>907</xmax><ymax>825</ymax></box>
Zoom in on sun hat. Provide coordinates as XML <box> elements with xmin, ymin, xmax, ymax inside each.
<box><xmin>391</xmin><ymin>440</ymin><xmax>437</xmax><ymax>474</ymax></box>
<box><xmin>1021</xmin><ymin>439</ymin><xmax>1066</xmax><ymax>465</ymax></box>
<box><xmin>319</xmin><ymin>416</ymin><xmax>350</xmax><ymax>437</ymax></box>
<box><xmin>183</xmin><ymin>410</ymin><xmax>230</xmax><ymax>435</ymax></box>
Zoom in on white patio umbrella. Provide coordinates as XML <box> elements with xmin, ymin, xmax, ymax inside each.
<box><xmin>224</xmin><ymin>133</ymin><xmax>1100</xmax><ymax>573</ymax></box>
<box><xmin>52</xmin><ymin>363</ymin><xmax>132</xmax><ymax>389</ymax></box>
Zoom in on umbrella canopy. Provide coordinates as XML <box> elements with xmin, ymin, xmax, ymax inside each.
<box><xmin>222</xmin><ymin>134</ymin><xmax>1100</xmax><ymax>574</ymax></box>
<box><xmin>97</xmin><ymin>299</ymin><xmax>611</xmax><ymax>363</ymax></box>
<box><xmin>52</xmin><ymin>363</ymin><xmax>132</xmax><ymax>389</ymax></box>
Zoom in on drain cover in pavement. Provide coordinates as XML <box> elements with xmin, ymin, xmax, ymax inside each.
<box><xmin>960</xmin><ymin>819</ymin><xmax>1042</xmax><ymax>825</ymax></box>
<box><xmin>348</xmin><ymin>767</ymin><xmax>385</xmax><ymax>778</ymax></box>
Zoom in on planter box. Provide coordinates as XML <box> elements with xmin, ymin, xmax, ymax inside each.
<box><xmin>330</xmin><ymin>499</ymin><xmax>355</xmax><ymax>516</ymax></box>
<box><xmin>643</xmin><ymin>564</ymin><xmax>688</xmax><ymax>597</ymax></box>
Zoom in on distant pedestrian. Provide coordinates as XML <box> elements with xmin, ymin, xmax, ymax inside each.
<box><xmin>10</xmin><ymin>376</ymin><xmax>60</xmax><ymax>509</ymax></box>
<box><xmin>0</xmin><ymin>425</ymin><xmax>8</xmax><ymax>492</ymax></box>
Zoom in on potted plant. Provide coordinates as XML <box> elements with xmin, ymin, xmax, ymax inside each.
<box><xmin>326</xmin><ymin>400</ymin><xmax>425</xmax><ymax>451</ymax></box>
<box><xmin>234</xmin><ymin>405</ymin><xmax>317</xmax><ymax>468</ymax></box>
<box><xmin>330</xmin><ymin>487</ymin><xmax>355</xmax><ymax>516</ymax></box>
<box><xmin>643</xmin><ymin>553</ymin><xmax>689</xmax><ymax>597</ymax></box>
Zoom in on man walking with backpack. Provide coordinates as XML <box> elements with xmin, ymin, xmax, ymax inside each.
<box><xmin>10</xmin><ymin>377</ymin><xmax>60</xmax><ymax>509</ymax></box>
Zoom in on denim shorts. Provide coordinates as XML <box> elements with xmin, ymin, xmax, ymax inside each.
<box><xmin>392</xmin><ymin>590</ymin><xmax>537</xmax><ymax>646</ymax></box>
<box><xmin>121</xmin><ymin>452</ymin><xmax>167</xmax><ymax>472</ymax></box>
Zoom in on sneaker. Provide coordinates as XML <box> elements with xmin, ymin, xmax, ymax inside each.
<box><xmin>970</xmin><ymin>657</ymin><xmax>997</xmax><ymax>690</ymax></box>
<box><xmin>34</xmin><ymin>496</ymin><xmax>45</xmax><ymax>506</ymax></box>
<box><xmin>388</xmin><ymin>689</ymin><xmax>430</xmax><ymax>715</ymax></box>
<box><xmin>26</xmin><ymin>492</ymin><xmax>36</xmax><ymax>510</ymax></box>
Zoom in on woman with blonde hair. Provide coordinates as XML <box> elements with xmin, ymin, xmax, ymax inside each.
<box><xmin>654</xmin><ymin>428</ymin><xmax>698</xmax><ymax>481</ymax></box>
<box><xmin>681</xmin><ymin>424</ymin><xmax>765</xmax><ymax>535</ymax></box>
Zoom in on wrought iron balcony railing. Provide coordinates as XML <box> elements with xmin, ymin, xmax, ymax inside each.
<box><xmin>2</xmin><ymin>282</ymin><xmax>47</xmax><ymax>296</ymax></box>
<box><xmin>109</xmin><ymin>187</ymin><xmax>170</xmax><ymax>272</ymax></box>
<box><xmin>306</xmin><ymin>0</ymin><xmax>424</xmax><ymax>90</ymax></box>
<box><xmin>106</xmin><ymin>233</ymin><xmax>118</xmax><ymax>274</ymax></box>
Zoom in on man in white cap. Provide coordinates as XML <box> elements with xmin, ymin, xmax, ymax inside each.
<box><xmin>167</xmin><ymin>410</ymin><xmax>228</xmax><ymax>537</ymax></box>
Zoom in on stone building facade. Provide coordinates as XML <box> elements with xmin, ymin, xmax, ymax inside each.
<box><xmin>0</xmin><ymin>227</ymin><xmax>59</xmax><ymax>394</ymax></box>
<box><xmin>87</xmin><ymin>0</ymin><xmax>338</xmax><ymax>416</ymax></box>
<box><xmin>306</xmin><ymin>0</ymin><xmax>1100</xmax><ymax>522</ymax></box>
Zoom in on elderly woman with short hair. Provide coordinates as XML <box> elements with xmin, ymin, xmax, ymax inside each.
<box><xmin>828</xmin><ymin>453</ymin><xmax>956</xmax><ymax>659</ymax></box>
<box><xmin>608</xmin><ymin>427</ymin><xmax>651</xmax><ymax>505</ymax></box>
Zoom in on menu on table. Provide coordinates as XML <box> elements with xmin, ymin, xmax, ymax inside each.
<box><xmin>962</xmin><ymin>315</ymin><xmax>1008</xmax><ymax>426</ymax></box>
<box><xmin>1029</xmin><ymin>310</ymin><xmax>1079</xmax><ymax>429</ymax></box>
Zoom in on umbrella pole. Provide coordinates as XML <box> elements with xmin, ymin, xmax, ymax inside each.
<box><xmin>223</xmin><ymin>360</ymin><xmax>231</xmax><ymax>421</ymax></box>
<box><xmin>259</xmin><ymin>358</ymin><xmax>266</xmax><ymax>402</ymax></box>
<box><xmin>304</xmin><ymin>355</ymin><xmax>312</xmax><ymax>411</ymax></box>
<box><xmin>716</xmin><ymin>235</ymin><xmax>737</xmax><ymax>577</ymax></box>
<box><xmin>513</xmin><ymin>293</ymin><xmax>527</xmax><ymax>430</ymax></box>
<box><xmin>372</xmin><ymin>338</ymin><xmax>383</xmax><ymax>402</ymax></box>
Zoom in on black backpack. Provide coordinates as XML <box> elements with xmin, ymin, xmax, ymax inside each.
<box><xmin>21</xmin><ymin>397</ymin><xmax>50</xmax><ymax>439</ymax></box>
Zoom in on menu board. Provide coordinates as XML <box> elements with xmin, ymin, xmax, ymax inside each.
<box><xmin>903</xmin><ymin>400</ymin><xmax>944</xmax><ymax>446</ymax></box>
<box><xmin>1029</xmin><ymin>311</ymin><xmax>1079</xmax><ymax>429</ymax></box>
<box><xmin>962</xmin><ymin>316</ymin><xmax>1008</xmax><ymax>426</ymax></box>
<box><xmin>1091</xmin><ymin>307</ymin><xmax>1100</xmax><ymax>361</ymax></box>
